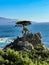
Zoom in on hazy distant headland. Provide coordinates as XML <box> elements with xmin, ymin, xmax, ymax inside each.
<box><xmin>0</xmin><ymin>17</ymin><xmax>17</xmax><ymax>25</ymax></box>
<box><xmin>0</xmin><ymin>17</ymin><xmax>36</xmax><ymax>25</ymax></box>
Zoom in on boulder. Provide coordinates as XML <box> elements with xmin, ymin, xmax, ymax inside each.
<box><xmin>17</xmin><ymin>41</ymin><xmax>34</xmax><ymax>51</ymax></box>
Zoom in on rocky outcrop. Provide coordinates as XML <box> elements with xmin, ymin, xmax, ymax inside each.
<box><xmin>25</xmin><ymin>32</ymin><xmax>42</xmax><ymax>45</ymax></box>
<box><xmin>4</xmin><ymin>32</ymin><xmax>42</xmax><ymax>51</ymax></box>
<box><xmin>18</xmin><ymin>41</ymin><xmax>34</xmax><ymax>51</ymax></box>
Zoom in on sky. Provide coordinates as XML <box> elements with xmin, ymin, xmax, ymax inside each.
<box><xmin>0</xmin><ymin>0</ymin><xmax>49</xmax><ymax>22</ymax></box>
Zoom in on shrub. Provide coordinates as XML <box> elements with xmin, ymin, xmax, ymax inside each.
<box><xmin>0</xmin><ymin>48</ymin><xmax>49</xmax><ymax>65</ymax></box>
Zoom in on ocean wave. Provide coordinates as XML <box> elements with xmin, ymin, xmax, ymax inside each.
<box><xmin>0</xmin><ymin>38</ymin><xmax>13</xmax><ymax>43</ymax></box>
<box><xmin>0</xmin><ymin>47</ymin><xmax>3</xmax><ymax>50</ymax></box>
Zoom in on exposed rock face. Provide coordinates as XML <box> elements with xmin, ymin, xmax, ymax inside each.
<box><xmin>26</xmin><ymin>32</ymin><xmax>42</xmax><ymax>45</ymax></box>
<box><xmin>4</xmin><ymin>32</ymin><xmax>42</xmax><ymax>51</ymax></box>
<box><xmin>18</xmin><ymin>41</ymin><xmax>34</xmax><ymax>51</ymax></box>
<box><xmin>43</xmin><ymin>45</ymin><xmax>48</xmax><ymax>51</ymax></box>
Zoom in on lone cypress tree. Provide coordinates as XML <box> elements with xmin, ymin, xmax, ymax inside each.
<box><xmin>16</xmin><ymin>20</ymin><xmax>31</xmax><ymax>41</ymax></box>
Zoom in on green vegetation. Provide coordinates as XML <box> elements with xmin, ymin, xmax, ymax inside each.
<box><xmin>0</xmin><ymin>44</ymin><xmax>49</xmax><ymax>65</ymax></box>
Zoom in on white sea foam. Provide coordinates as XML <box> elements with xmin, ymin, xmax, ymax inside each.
<box><xmin>0</xmin><ymin>47</ymin><xmax>3</xmax><ymax>50</ymax></box>
<box><xmin>0</xmin><ymin>38</ymin><xmax>13</xmax><ymax>43</ymax></box>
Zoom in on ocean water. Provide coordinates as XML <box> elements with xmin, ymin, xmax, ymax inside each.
<box><xmin>0</xmin><ymin>23</ymin><xmax>49</xmax><ymax>49</ymax></box>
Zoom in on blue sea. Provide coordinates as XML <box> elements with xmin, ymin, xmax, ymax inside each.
<box><xmin>0</xmin><ymin>22</ymin><xmax>49</xmax><ymax>49</ymax></box>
